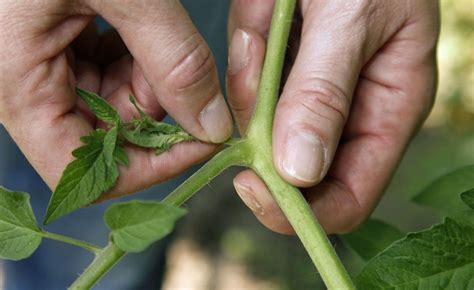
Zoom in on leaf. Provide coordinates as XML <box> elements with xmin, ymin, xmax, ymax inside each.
<box><xmin>453</xmin><ymin>210</ymin><xmax>474</xmax><ymax>227</ymax></box>
<box><xmin>0</xmin><ymin>187</ymin><xmax>42</xmax><ymax>260</ymax></box>
<box><xmin>44</xmin><ymin>128</ymin><xmax>122</xmax><ymax>224</ymax></box>
<box><xmin>76</xmin><ymin>88</ymin><xmax>121</xmax><ymax>125</ymax></box>
<box><xmin>355</xmin><ymin>215</ymin><xmax>474</xmax><ymax>289</ymax></box>
<box><xmin>122</xmin><ymin>127</ymin><xmax>194</xmax><ymax>155</ymax></box>
<box><xmin>122</xmin><ymin>95</ymin><xmax>194</xmax><ymax>154</ymax></box>
<box><xmin>413</xmin><ymin>165</ymin><xmax>474</xmax><ymax>215</ymax></box>
<box><xmin>341</xmin><ymin>219</ymin><xmax>404</xmax><ymax>261</ymax></box>
<box><xmin>113</xmin><ymin>144</ymin><xmax>129</xmax><ymax>167</ymax></box>
<box><xmin>461</xmin><ymin>188</ymin><xmax>474</xmax><ymax>209</ymax></box>
<box><xmin>104</xmin><ymin>201</ymin><xmax>186</xmax><ymax>252</ymax></box>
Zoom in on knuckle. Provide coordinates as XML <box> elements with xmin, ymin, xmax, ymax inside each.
<box><xmin>287</xmin><ymin>78</ymin><xmax>351</xmax><ymax>125</ymax></box>
<box><xmin>335</xmin><ymin>200</ymin><xmax>366</xmax><ymax>235</ymax></box>
<box><xmin>337</xmin><ymin>210</ymin><xmax>366</xmax><ymax>234</ymax></box>
<box><xmin>163</xmin><ymin>34</ymin><xmax>215</xmax><ymax>94</ymax></box>
<box><xmin>325</xmin><ymin>180</ymin><xmax>367</xmax><ymax>234</ymax></box>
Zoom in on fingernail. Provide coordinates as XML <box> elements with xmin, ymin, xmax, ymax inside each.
<box><xmin>234</xmin><ymin>182</ymin><xmax>264</xmax><ymax>215</ymax></box>
<box><xmin>228</xmin><ymin>29</ymin><xmax>251</xmax><ymax>74</ymax></box>
<box><xmin>281</xmin><ymin>130</ymin><xmax>326</xmax><ymax>183</ymax></box>
<box><xmin>199</xmin><ymin>94</ymin><xmax>233</xmax><ymax>143</ymax></box>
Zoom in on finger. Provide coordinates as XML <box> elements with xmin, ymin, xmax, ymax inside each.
<box><xmin>305</xmin><ymin>5</ymin><xmax>439</xmax><ymax>233</ymax></box>
<box><xmin>272</xmin><ymin>1</ymin><xmax>405</xmax><ymax>188</ymax></box>
<box><xmin>233</xmin><ymin>170</ymin><xmax>292</xmax><ymax>234</ymax></box>
<box><xmin>226</xmin><ymin>28</ymin><xmax>266</xmax><ymax>134</ymax></box>
<box><xmin>98</xmin><ymin>56</ymin><xmax>166</xmax><ymax>128</ymax></box>
<box><xmin>100</xmin><ymin>54</ymin><xmax>134</xmax><ymax>98</ymax></box>
<box><xmin>228</xmin><ymin>0</ymin><xmax>275</xmax><ymax>40</ymax></box>
<box><xmin>86</xmin><ymin>0</ymin><xmax>232</xmax><ymax>143</ymax></box>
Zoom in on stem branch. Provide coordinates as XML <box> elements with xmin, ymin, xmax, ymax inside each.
<box><xmin>163</xmin><ymin>141</ymin><xmax>251</xmax><ymax>207</ymax></box>
<box><xmin>70</xmin><ymin>141</ymin><xmax>251</xmax><ymax>289</ymax></box>
<box><xmin>41</xmin><ymin>231</ymin><xmax>101</xmax><ymax>255</ymax></box>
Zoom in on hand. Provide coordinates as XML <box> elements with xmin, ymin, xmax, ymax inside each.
<box><xmin>227</xmin><ymin>0</ymin><xmax>439</xmax><ymax>234</ymax></box>
<box><xmin>0</xmin><ymin>1</ymin><xmax>232</xmax><ymax>199</ymax></box>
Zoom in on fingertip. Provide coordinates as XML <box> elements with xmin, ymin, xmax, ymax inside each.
<box><xmin>233</xmin><ymin>170</ymin><xmax>295</xmax><ymax>235</ymax></box>
<box><xmin>226</xmin><ymin>28</ymin><xmax>266</xmax><ymax>135</ymax></box>
<box><xmin>274</xmin><ymin>126</ymin><xmax>328</xmax><ymax>188</ymax></box>
<box><xmin>199</xmin><ymin>93</ymin><xmax>233</xmax><ymax>143</ymax></box>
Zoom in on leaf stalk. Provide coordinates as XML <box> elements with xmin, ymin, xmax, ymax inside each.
<box><xmin>41</xmin><ymin>231</ymin><xmax>102</xmax><ymax>255</ymax></box>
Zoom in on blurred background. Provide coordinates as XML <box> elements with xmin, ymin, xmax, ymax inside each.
<box><xmin>161</xmin><ymin>1</ymin><xmax>474</xmax><ymax>289</ymax></box>
<box><xmin>0</xmin><ymin>1</ymin><xmax>472</xmax><ymax>289</ymax></box>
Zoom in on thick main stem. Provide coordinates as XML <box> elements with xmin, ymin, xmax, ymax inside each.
<box><xmin>254</xmin><ymin>159</ymin><xmax>354</xmax><ymax>289</ymax></box>
<box><xmin>247</xmin><ymin>0</ymin><xmax>354</xmax><ymax>288</ymax></box>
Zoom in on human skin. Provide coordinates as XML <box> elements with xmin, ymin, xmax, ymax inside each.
<box><xmin>227</xmin><ymin>0</ymin><xmax>439</xmax><ymax>234</ymax></box>
<box><xmin>0</xmin><ymin>1</ymin><xmax>439</xmax><ymax>235</ymax></box>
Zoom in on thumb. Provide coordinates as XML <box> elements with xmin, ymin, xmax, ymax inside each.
<box><xmin>86</xmin><ymin>0</ymin><xmax>232</xmax><ymax>143</ymax></box>
<box><xmin>273</xmin><ymin>1</ymin><xmax>401</xmax><ymax>187</ymax></box>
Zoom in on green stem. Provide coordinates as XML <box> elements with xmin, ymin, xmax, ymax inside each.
<box><xmin>68</xmin><ymin>242</ymin><xmax>125</xmax><ymax>290</ymax></box>
<box><xmin>246</xmin><ymin>0</ymin><xmax>294</xmax><ymax>141</ymax></box>
<box><xmin>41</xmin><ymin>231</ymin><xmax>101</xmax><ymax>255</ymax></box>
<box><xmin>247</xmin><ymin>0</ymin><xmax>354</xmax><ymax>288</ymax></box>
<box><xmin>69</xmin><ymin>142</ymin><xmax>251</xmax><ymax>289</ymax></box>
<box><xmin>163</xmin><ymin>141</ymin><xmax>252</xmax><ymax>207</ymax></box>
<box><xmin>253</xmin><ymin>159</ymin><xmax>354</xmax><ymax>289</ymax></box>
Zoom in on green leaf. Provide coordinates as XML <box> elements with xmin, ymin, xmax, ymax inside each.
<box><xmin>76</xmin><ymin>88</ymin><xmax>121</xmax><ymax>125</ymax></box>
<box><xmin>355</xmin><ymin>215</ymin><xmax>474</xmax><ymax>289</ymax></box>
<box><xmin>122</xmin><ymin>95</ymin><xmax>194</xmax><ymax>154</ymax></box>
<box><xmin>44</xmin><ymin>128</ymin><xmax>122</xmax><ymax>224</ymax></box>
<box><xmin>461</xmin><ymin>188</ymin><xmax>474</xmax><ymax>209</ymax></box>
<box><xmin>341</xmin><ymin>219</ymin><xmax>404</xmax><ymax>261</ymax></box>
<box><xmin>104</xmin><ymin>201</ymin><xmax>186</xmax><ymax>252</ymax></box>
<box><xmin>413</xmin><ymin>165</ymin><xmax>474</xmax><ymax>215</ymax></box>
<box><xmin>453</xmin><ymin>210</ymin><xmax>474</xmax><ymax>227</ymax></box>
<box><xmin>113</xmin><ymin>144</ymin><xmax>129</xmax><ymax>167</ymax></box>
<box><xmin>0</xmin><ymin>187</ymin><xmax>42</xmax><ymax>260</ymax></box>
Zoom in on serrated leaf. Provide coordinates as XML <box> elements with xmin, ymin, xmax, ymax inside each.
<box><xmin>0</xmin><ymin>187</ymin><xmax>42</xmax><ymax>260</ymax></box>
<box><xmin>461</xmin><ymin>188</ymin><xmax>474</xmax><ymax>209</ymax></box>
<box><xmin>105</xmin><ymin>201</ymin><xmax>186</xmax><ymax>252</ymax></box>
<box><xmin>341</xmin><ymin>219</ymin><xmax>404</xmax><ymax>261</ymax></box>
<box><xmin>413</xmin><ymin>165</ymin><xmax>474</xmax><ymax>215</ymax></box>
<box><xmin>122</xmin><ymin>95</ymin><xmax>194</xmax><ymax>154</ymax></box>
<box><xmin>44</xmin><ymin>128</ymin><xmax>122</xmax><ymax>224</ymax></box>
<box><xmin>355</xmin><ymin>215</ymin><xmax>474</xmax><ymax>289</ymax></box>
<box><xmin>113</xmin><ymin>145</ymin><xmax>129</xmax><ymax>167</ymax></box>
<box><xmin>77</xmin><ymin>88</ymin><xmax>121</xmax><ymax>125</ymax></box>
<box><xmin>453</xmin><ymin>210</ymin><xmax>474</xmax><ymax>227</ymax></box>
<box><xmin>122</xmin><ymin>127</ymin><xmax>194</xmax><ymax>155</ymax></box>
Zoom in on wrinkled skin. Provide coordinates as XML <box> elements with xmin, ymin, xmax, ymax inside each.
<box><xmin>0</xmin><ymin>0</ymin><xmax>439</xmax><ymax>234</ymax></box>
